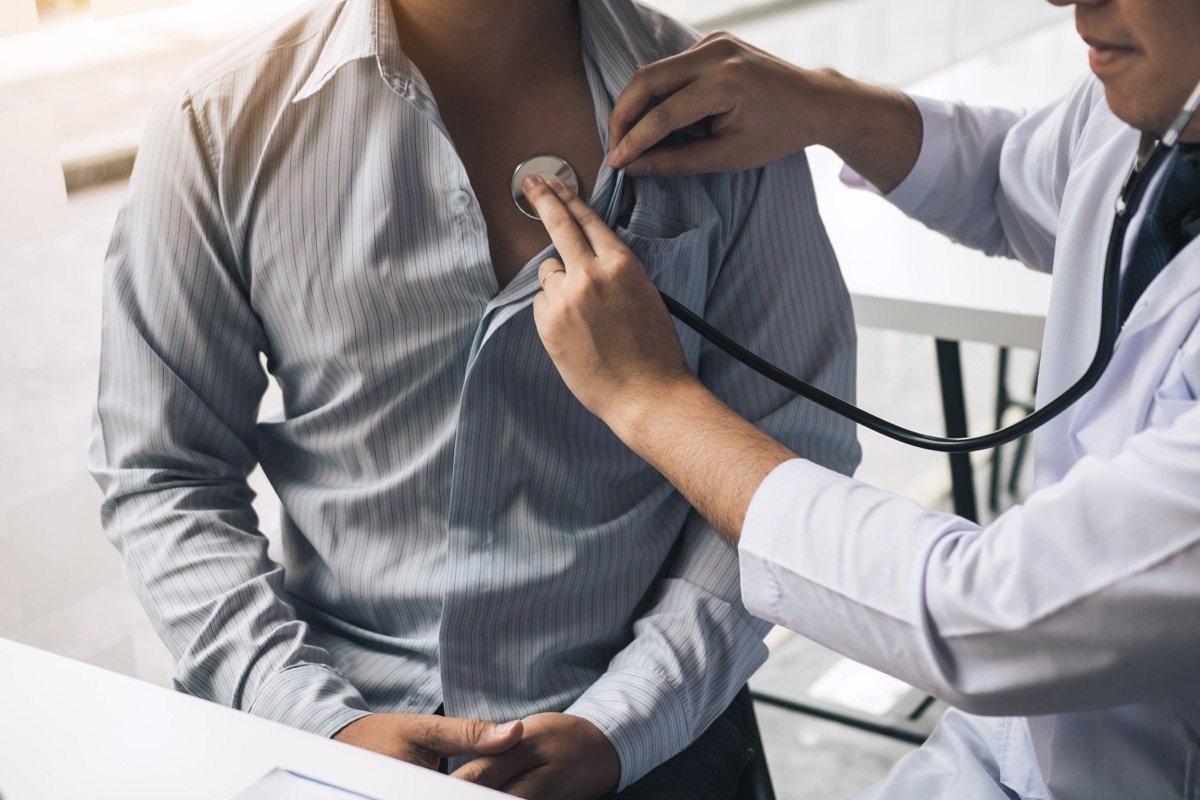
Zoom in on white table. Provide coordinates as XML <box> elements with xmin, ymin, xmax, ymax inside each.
<box><xmin>807</xmin><ymin>145</ymin><xmax>1053</xmax><ymax>520</ymax></box>
<box><xmin>0</xmin><ymin>638</ymin><xmax>502</xmax><ymax>800</ymax></box>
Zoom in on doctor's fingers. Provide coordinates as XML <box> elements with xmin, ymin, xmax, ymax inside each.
<box><xmin>538</xmin><ymin>257</ymin><xmax>568</xmax><ymax>293</ymax></box>
<box><xmin>609</xmin><ymin>33</ymin><xmax>770</xmax><ymax>164</ymax></box>
<box><xmin>614</xmin><ymin>53</ymin><xmax>724</xmax><ymax>164</ymax></box>
<box><xmin>523</xmin><ymin>177</ymin><xmax>636</xmax><ymax>273</ymax></box>
<box><xmin>522</xmin><ymin>176</ymin><xmax>595</xmax><ymax>266</ymax></box>
<box><xmin>543</xmin><ymin>179</ymin><xmax>637</xmax><ymax>265</ymax></box>
<box><xmin>609</xmin><ymin>31</ymin><xmax>748</xmax><ymax>153</ymax></box>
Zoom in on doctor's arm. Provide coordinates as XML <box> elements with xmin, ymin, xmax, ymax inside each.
<box><xmin>524</xmin><ymin>178</ymin><xmax>1200</xmax><ymax>717</ymax></box>
<box><xmin>609</xmin><ymin>33</ymin><xmax>1102</xmax><ymax>272</ymax></box>
<box><xmin>607</xmin><ymin>33</ymin><xmax>923</xmax><ymax>193</ymax></box>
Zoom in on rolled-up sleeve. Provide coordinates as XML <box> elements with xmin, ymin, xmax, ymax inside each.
<box><xmin>87</xmin><ymin>81</ymin><xmax>370</xmax><ymax>737</ymax></box>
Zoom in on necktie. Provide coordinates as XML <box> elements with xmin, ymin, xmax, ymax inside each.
<box><xmin>1118</xmin><ymin>144</ymin><xmax>1200</xmax><ymax>326</ymax></box>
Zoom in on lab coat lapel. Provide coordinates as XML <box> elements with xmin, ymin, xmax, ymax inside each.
<box><xmin>1117</xmin><ymin>236</ymin><xmax>1200</xmax><ymax>339</ymax></box>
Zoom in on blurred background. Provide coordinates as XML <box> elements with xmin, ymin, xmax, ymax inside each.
<box><xmin>1</xmin><ymin>0</ymin><xmax>1080</xmax><ymax>797</ymax></box>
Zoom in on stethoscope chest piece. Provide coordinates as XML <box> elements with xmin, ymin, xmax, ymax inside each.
<box><xmin>511</xmin><ymin>155</ymin><xmax>579</xmax><ymax>219</ymax></box>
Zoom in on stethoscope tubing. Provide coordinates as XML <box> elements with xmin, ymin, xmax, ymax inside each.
<box><xmin>658</xmin><ymin>142</ymin><xmax>1178</xmax><ymax>454</ymax></box>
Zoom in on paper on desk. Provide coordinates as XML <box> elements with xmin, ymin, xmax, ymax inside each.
<box><xmin>233</xmin><ymin>768</ymin><xmax>380</xmax><ymax>800</ymax></box>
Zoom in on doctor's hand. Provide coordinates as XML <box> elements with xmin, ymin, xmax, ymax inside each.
<box><xmin>608</xmin><ymin>33</ymin><xmax>824</xmax><ymax>176</ymax></box>
<box><xmin>332</xmin><ymin>713</ymin><xmax>523</xmax><ymax>770</ymax></box>
<box><xmin>521</xmin><ymin>175</ymin><xmax>700</xmax><ymax>440</ymax></box>
<box><xmin>451</xmin><ymin>712</ymin><xmax>619</xmax><ymax>800</ymax></box>
<box><xmin>524</xmin><ymin>176</ymin><xmax>798</xmax><ymax>544</ymax></box>
<box><xmin>607</xmin><ymin>33</ymin><xmax>923</xmax><ymax>193</ymax></box>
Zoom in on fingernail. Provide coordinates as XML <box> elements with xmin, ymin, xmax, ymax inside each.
<box><xmin>495</xmin><ymin>721</ymin><xmax>518</xmax><ymax>736</ymax></box>
<box><xmin>606</xmin><ymin>148</ymin><xmax>622</xmax><ymax>167</ymax></box>
<box><xmin>547</xmin><ymin>179</ymin><xmax>568</xmax><ymax>197</ymax></box>
<box><xmin>626</xmin><ymin>160</ymin><xmax>652</xmax><ymax>177</ymax></box>
<box><xmin>521</xmin><ymin>175</ymin><xmax>539</xmax><ymax>191</ymax></box>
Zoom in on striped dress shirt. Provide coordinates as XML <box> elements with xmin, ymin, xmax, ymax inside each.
<box><xmin>88</xmin><ymin>0</ymin><xmax>859</xmax><ymax>787</ymax></box>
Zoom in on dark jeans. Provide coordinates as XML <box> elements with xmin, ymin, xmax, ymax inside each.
<box><xmin>603</xmin><ymin>688</ymin><xmax>757</xmax><ymax>800</ymax></box>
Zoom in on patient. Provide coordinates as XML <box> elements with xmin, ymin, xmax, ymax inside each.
<box><xmin>88</xmin><ymin>0</ymin><xmax>859</xmax><ymax>797</ymax></box>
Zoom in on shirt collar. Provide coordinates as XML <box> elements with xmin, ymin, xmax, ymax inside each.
<box><xmin>293</xmin><ymin>0</ymin><xmax>408</xmax><ymax>103</ymax></box>
<box><xmin>577</xmin><ymin>0</ymin><xmax>657</xmax><ymax>110</ymax></box>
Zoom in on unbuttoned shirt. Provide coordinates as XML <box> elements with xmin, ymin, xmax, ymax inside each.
<box><xmin>89</xmin><ymin>0</ymin><xmax>859</xmax><ymax>786</ymax></box>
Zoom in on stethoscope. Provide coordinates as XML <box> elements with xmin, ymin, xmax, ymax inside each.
<box><xmin>512</xmin><ymin>77</ymin><xmax>1200</xmax><ymax>454</ymax></box>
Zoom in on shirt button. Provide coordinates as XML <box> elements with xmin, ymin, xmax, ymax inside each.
<box><xmin>451</xmin><ymin>189</ymin><xmax>472</xmax><ymax>206</ymax></box>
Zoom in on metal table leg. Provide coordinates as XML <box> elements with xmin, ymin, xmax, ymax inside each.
<box><xmin>935</xmin><ymin>339</ymin><xmax>978</xmax><ymax>522</ymax></box>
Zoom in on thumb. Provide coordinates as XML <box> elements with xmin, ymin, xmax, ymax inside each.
<box><xmin>421</xmin><ymin>717</ymin><xmax>524</xmax><ymax>758</ymax></box>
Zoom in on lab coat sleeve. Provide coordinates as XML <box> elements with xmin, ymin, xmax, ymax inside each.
<box><xmin>739</xmin><ymin>399</ymin><xmax>1200</xmax><ymax>715</ymax></box>
<box><xmin>881</xmin><ymin>76</ymin><xmax>1106</xmax><ymax>272</ymax></box>
<box><xmin>87</xmin><ymin>80</ymin><xmax>371</xmax><ymax>737</ymax></box>
<box><xmin>567</xmin><ymin>151</ymin><xmax>861</xmax><ymax>787</ymax></box>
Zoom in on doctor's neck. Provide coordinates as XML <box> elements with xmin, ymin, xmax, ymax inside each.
<box><xmin>389</xmin><ymin>0</ymin><xmax>581</xmax><ymax>80</ymax></box>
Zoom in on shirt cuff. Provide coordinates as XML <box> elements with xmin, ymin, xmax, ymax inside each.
<box><xmin>246</xmin><ymin>662</ymin><xmax>372</xmax><ymax>739</ymax></box>
<box><xmin>837</xmin><ymin>95</ymin><xmax>958</xmax><ymax>216</ymax></box>
<box><xmin>738</xmin><ymin>458</ymin><xmax>849</xmax><ymax>624</ymax></box>
<box><xmin>565</xmin><ymin>666</ymin><xmax>689</xmax><ymax>790</ymax></box>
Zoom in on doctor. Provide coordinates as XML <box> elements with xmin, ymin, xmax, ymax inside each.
<box><xmin>518</xmin><ymin>0</ymin><xmax>1200</xmax><ymax>797</ymax></box>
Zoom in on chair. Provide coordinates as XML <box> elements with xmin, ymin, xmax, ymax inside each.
<box><xmin>988</xmin><ymin>348</ymin><xmax>1039</xmax><ymax>513</ymax></box>
<box><xmin>737</xmin><ymin>686</ymin><xmax>777</xmax><ymax>800</ymax></box>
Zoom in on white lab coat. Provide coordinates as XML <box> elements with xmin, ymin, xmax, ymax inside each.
<box><xmin>739</xmin><ymin>76</ymin><xmax>1200</xmax><ymax>800</ymax></box>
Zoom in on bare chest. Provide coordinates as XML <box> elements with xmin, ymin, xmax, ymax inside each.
<box><xmin>436</xmin><ymin>82</ymin><xmax>604</xmax><ymax>289</ymax></box>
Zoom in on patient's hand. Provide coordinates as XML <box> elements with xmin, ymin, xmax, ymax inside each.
<box><xmin>450</xmin><ymin>712</ymin><xmax>620</xmax><ymax>800</ymax></box>
<box><xmin>333</xmin><ymin>713</ymin><xmax>523</xmax><ymax>770</ymax></box>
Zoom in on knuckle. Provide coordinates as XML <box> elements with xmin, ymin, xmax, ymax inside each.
<box><xmin>724</xmin><ymin>55</ymin><xmax>752</xmax><ymax>79</ymax></box>
<box><xmin>545</xmin><ymin>211</ymin><xmax>573</xmax><ymax>233</ymax></box>
<box><xmin>631</xmin><ymin>63</ymin><xmax>655</xmax><ymax>84</ymax></box>
<box><xmin>707</xmin><ymin>33</ymin><xmax>740</xmax><ymax>58</ymax></box>
<box><xmin>612</xmin><ymin>253</ymin><xmax>639</xmax><ymax>274</ymax></box>
<box><xmin>659</xmin><ymin>156</ymin><xmax>684</xmax><ymax>177</ymax></box>
<box><xmin>463</xmin><ymin>717</ymin><xmax>490</xmax><ymax>744</ymax></box>
<box><xmin>646</xmin><ymin>104</ymin><xmax>673</xmax><ymax>131</ymax></box>
<box><xmin>461</xmin><ymin>761</ymin><xmax>490</xmax><ymax>784</ymax></box>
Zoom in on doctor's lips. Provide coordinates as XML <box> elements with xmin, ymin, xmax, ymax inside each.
<box><xmin>1082</xmin><ymin>35</ymin><xmax>1139</xmax><ymax>74</ymax></box>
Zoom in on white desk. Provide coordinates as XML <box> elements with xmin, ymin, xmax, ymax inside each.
<box><xmin>0</xmin><ymin>638</ymin><xmax>501</xmax><ymax>800</ymax></box>
<box><xmin>812</xmin><ymin>145</ymin><xmax>1053</xmax><ymax>352</ymax></box>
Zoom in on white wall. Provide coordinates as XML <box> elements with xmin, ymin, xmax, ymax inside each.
<box><xmin>648</xmin><ymin>0</ymin><xmax>1070</xmax><ymax>86</ymax></box>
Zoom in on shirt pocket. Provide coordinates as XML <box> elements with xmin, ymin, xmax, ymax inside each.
<box><xmin>613</xmin><ymin>214</ymin><xmax>710</xmax><ymax>368</ymax></box>
<box><xmin>1149</xmin><ymin>347</ymin><xmax>1199</xmax><ymax>430</ymax></box>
